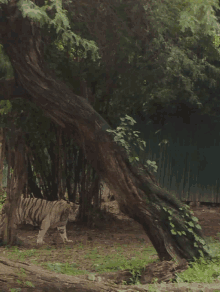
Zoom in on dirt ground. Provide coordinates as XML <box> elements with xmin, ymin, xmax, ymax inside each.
<box><xmin>191</xmin><ymin>204</ymin><xmax>220</xmax><ymax>240</ymax></box>
<box><xmin>15</xmin><ymin>200</ymin><xmax>220</xmax><ymax>248</ymax></box>
<box><xmin>0</xmin><ymin>199</ymin><xmax>220</xmax><ymax>291</ymax></box>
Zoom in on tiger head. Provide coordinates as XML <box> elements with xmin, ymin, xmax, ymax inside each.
<box><xmin>68</xmin><ymin>202</ymin><xmax>80</xmax><ymax>222</ymax></box>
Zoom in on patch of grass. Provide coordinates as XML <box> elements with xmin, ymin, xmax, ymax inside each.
<box><xmin>92</xmin><ymin>246</ymin><xmax>157</xmax><ymax>274</ymax></box>
<box><xmin>77</xmin><ymin>243</ymin><xmax>84</xmax><ymax>250</ymax></box>
<box><xmin>174</xmin><ymin>259</ymin><xmax>220</xmax><ymax>284</ymax></box>
<box><xmin>174</xmin><ymin>256</ymin><xmax>220</xmax><ymax>284</ymax></box>
<box><xmin>5</xmin><ymin>246</ymin><xmax>22</xmax><ymax>260</ymax></box>
<box><xmin>3</xmin><ymin>247</ymin><xmax>38</xmax><ymax>261</ymax></box>
<box><xmin>171</xmin><ymin>236</ymin><xmax>220</xmax><ymax>284</ymax></box>
<box><xmin>42</xmin><ymin>262</ymin><xmax>88</xmax><ymax>275</ymax></box>
<box><xmin>126</xmin><ymin>238</ymin><xmax>220</xmax><ymax>286</ymax></box>
<box><xmin>1</xmin><ymin>234</ymin><xmax>220</xmax><ymax>286</ymax></box>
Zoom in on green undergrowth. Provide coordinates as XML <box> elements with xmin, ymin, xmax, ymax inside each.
<box><xmin>1</xmin><ymin>244</ymin><xmax>158</xmax><ymax>276</ymax></box>
<box><xmin>1</xmin><ymin>234</ymin><xmax>220</xmax><ymax>289</ymax></box>
<box><xmin>172</xmin><ymin>235</ymin><xmax>220</xmax><ymax>284</ymax></box>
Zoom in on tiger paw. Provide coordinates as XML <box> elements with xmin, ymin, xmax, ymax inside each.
<box><xmin>65</xmin><ymin>239</ymin><xmax>73</xmax><ymax>243</ymax></box>
<box><xmin>37</xmin><ymin>239</ymin><xmax>45</xmax><ymax>244</ymax></box>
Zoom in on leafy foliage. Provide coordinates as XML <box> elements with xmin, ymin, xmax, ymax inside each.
<box><xmin>4</xmin><ymin>0</ymin><xmax>100</xmax><ymax>61</ymax></box>
<box><xmin>1</xmin><ymin>0</ymin><xmax>220</xmax><ymax>125</ymax></box>
<box><xmin>0</xmin><ymin>45</ymin><xmax>14</xmax><ymax>80</ymax></box>
<box><xmin>107</xmin><ymin>115</ymin><xmax>158</xmax><ymax>173</ymax></box>
<box><xmin>0</xmin><ymin>100</ymin><xmax>12</xmax><ymax>116</ymax></box>
<box><xmin>38</xmin><ymin>0</ymin><xmax>220</xmax><ymax>128</ymax></box>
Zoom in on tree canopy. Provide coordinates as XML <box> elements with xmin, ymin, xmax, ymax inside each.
<box><xmin>1</xmin><ymin>0</ymin><xmax>220</xmax><ymax>124</ymax></box>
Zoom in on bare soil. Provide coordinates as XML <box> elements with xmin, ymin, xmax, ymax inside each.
<box><xmin>0</xmin><ymin>200</ymin><xmax>220</xmax><ymax>291</ymax></box>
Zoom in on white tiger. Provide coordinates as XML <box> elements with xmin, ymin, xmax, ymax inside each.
<box><xmin>0</xmin><ymin>197</ymin><xmax>79</xmax><ymax>244</ymax></box>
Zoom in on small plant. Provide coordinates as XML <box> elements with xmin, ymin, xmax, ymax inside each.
<box><xmin>0</xmin><ymin>188</ymin><xmax>7</xmax><ymax>207</ymax></box>
<box><xmin>16</xmin><ymin>279</ymin><xmax>35</xmax><ymax>288</ymax></box>
<box><xmin>128</xmin><ymin>268</ymin><xmax>142</xmax><ymax>285</ymax></box>
<box><xmin>106</xmin><ymin>115</ymin><xmax>157</xmax><ymax>172</ymax></box>
<box><xmin>15</xmin><ymin>268</ymin><xmax>35</xmax><ymax>288</ymax></box>
<box><xmin>24</xmin><ymin>281</ymin><xmax>35</xmax><ymax>287</ymax></box>
<box><xmin>147</xmin><ymin>282</ymin><xmax>159</xmax><ymax>292</ymax></box>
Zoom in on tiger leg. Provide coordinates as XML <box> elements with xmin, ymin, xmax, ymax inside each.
<box><xmin>57</xmin><ymin>225</ymin><xmax>73</xmax><ymax>243</ymax></box>
<box><xmin>37</xmin><ymin>219</ymin><xmax>50</xmax><ymax>244</ymax></box>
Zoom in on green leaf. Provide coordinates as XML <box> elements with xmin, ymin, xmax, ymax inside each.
<box><xmin>25</xmin><ymin>281</ymin><xmax>35</xmax><ymax>287</ymax></box>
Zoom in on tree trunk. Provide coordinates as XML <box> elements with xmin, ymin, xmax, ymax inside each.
<box><xmin>1</xmin><ymin>127</ymin><xmax>27</xmax><ymax>245</ymax></box>
<box><xmin>26</xmin><ymin>156</ymin><xmax>43</xmax><ymax>199</ymax></box>
<box><xmin>0</xmin><ymin>2</ymin><xmax>211</xmax><ymax>262</ymax></box>
<box><xmin>0</xmin><ymin>128</ymin><xmax>5</xmax><ymax>190</ymax></box>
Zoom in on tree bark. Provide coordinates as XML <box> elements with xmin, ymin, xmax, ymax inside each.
<box><xmin>0</xmin><ymin>128</ymin><xmax>5</xmax><ymax>189</ymax></box>
<box><xmin>1</xmin><ymin>127</ymin><xmax>27</xmax><ymax>245</ymax></box>
<box><xmin>0</xmin><ymin>1</ymin><xmax>212</xmax><ymax>262</ymax></box>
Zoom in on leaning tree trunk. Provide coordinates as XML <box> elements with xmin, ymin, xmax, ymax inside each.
<box><xmin>0</xmin><ymin>1</ymin><xmax>211</xmax><ymax>263</ymax></box>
